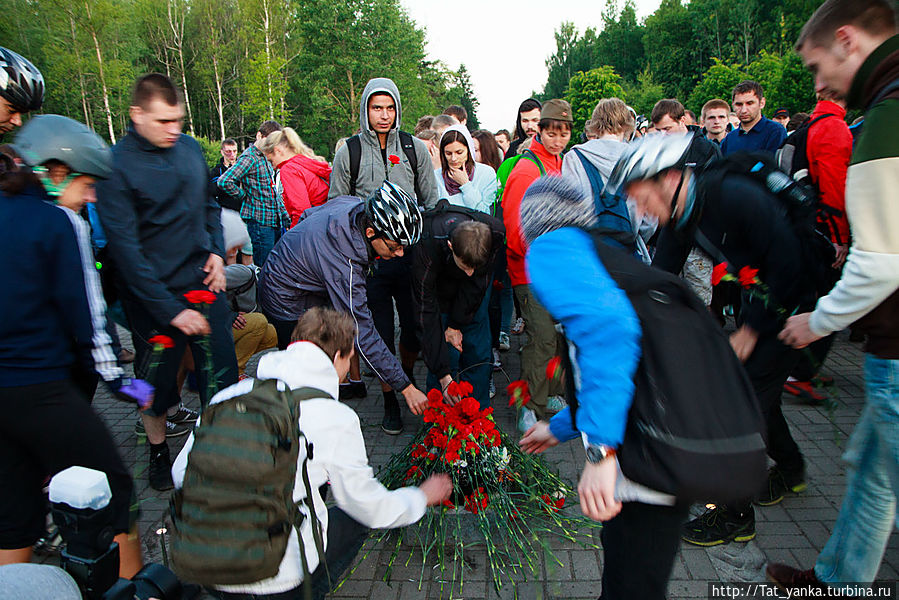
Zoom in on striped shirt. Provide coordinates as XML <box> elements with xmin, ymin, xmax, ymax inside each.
<box><xmin>59</xmin><ymin>206</ymin><xmax>122</xmax><ymax>383</ymax></box>
<box><xmin>218</xmin><ymin>145</ymin><xmax>289</xmax><ymax>228</ymax></box>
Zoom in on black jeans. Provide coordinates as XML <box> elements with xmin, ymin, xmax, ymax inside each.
<box><xmin>0</xmin><ymin>380</ymin><xmax>136</xmax><ymax>548</ymax></box>
<box><xmin>600</xmin><ymin>501</ymin><xmax>689</xmax><ymax>599</ymax></box>
<box><xmin>122</xmin><ymin>292</ymin><xmax>238</xmax><ymax>414</ymax></box>
<box><xmin>366</xmin><ymin>253</ymin><xmax>420</xmax><ymax>356</ymax></box>
<box><xmin>209</xmin><ymin>507</ymin><xmax>369</xmax><ymax>600</ymax></box>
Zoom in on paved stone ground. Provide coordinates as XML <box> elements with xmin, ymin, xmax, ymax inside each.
<box><xmin>50</xmin><ymin>327</ymin><xmax>898</xmax><ymax>599</ymax></box>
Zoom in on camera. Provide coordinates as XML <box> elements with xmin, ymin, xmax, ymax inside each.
<box><xmin>49</xmin><ymin>467</ymin><xmax>184</xmax><ymax>600</ymax></box>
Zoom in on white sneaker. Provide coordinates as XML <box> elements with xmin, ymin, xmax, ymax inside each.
<box><xmin>489</xmin><ymin>379</ymin><xmax>496</xmax><ymax>399</ymax></box>
<box><xmin>517</xmin><ymin>408</ymin><xmax>537</xmax><ymax>433</ymax></box>
<box><xmin>511</xmin><ymin>317</ymin><xmax>525</xmax><ymax>335</ymax></box>
<box><xmin>493</xmin><ymin>349</ymin><xmax>502</xmax><ymax>371</ymax></box>
<box><xmin>498</xmin><ymin>332</ymin><xmax>511</xmax><ymax>351</ymax></box>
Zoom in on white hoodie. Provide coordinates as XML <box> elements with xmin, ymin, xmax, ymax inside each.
<box><xmin>172</xmin><ymin>342</ymin><xmax>427</xmax><ymax>594</ymax></box>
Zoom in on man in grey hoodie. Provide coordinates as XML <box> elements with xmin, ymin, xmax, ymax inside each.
<box><xmin>328</xmin><ymin>78</ymin><xmax>439</xmax><ymax>434</ymax></box>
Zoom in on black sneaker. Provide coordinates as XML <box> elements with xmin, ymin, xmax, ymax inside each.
<box><xmin>167</xmin><ymin>405</ymin><xmax>199</xmax><ymax>425</ymax></box>
<box><xmin>148</xmin><ymin>448</ymin><xmax>174</xmax><ymax>491</ymax></box>
<box><xmin>339</xmin><ymin>381</ymin><xmax>367</xmax><ymax>400</ymax></box>
<box><xmin>756</xmin><ymin>467</ymin><xmax>807</xmax><ymax>506</ymax></box>
<box><xmin>681</xmin><ymin>505</ymin><xmax>756</xmax><ymax>546</ymax></box>
<box><xmin>135</xmin><ymin>419</ymin><xmax>191</xmax><ymax>438</ymax></box>
<box><xmin>381</xmin><ymin>410</ymin><xmax>403</xmax><ymax>435</ymax></box>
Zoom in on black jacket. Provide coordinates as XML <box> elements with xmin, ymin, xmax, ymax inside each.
<box><xmin>653</xmin><ymin>172</ymin><xmax>814</xmax><ymax>337</ymax></box>
<box><xmin>412</xmin><ymin>204</ymin><xmax>505</xmax><ymax>378</ymax></box>
<box><xmin>211</xmin><ymin>158</ymin><xmax>242</xmax><ymax>211</ymax></box>
<box><xmin>96</xmin><ymin>126</ymin><xmax>225</xmax><ymax>328</ymax></box>
<box><xmin>685</xmin><ymin>132</ymin><xmax>721</xmax><ymax>170</ymax></box>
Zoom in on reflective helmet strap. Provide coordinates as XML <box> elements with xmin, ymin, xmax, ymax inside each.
<box><xmin>33</xmin><ymin>165</ymin><xmax>79</xmax><ymax>200</ymax></box>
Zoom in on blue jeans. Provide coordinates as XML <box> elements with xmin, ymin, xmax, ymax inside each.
<box><xmin>246</xmin><ymin>220</ymin><xmax>282</xmax><ymax>267</ymax></box>
<box><xmin>815</xmin><ymin>355</ymin><xmax>899</xmax><ymax>582</ymax></box>
<box><xmin>426</xmin><ymin>292</ymin><xmax>492</xmax><ymax>408</ymax></box>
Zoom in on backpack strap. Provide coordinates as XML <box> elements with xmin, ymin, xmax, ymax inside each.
<box><xmin>693</xmin><ymin>228</ymin><xmax>730</xmax><ymax>268</ymax></box>
<box><xmin>398</xmin><ymin>130</ymin><xmax>422</xmax><ymax>202</ymax></box>
<box><xmin>572</xmin><ymin>148</ymin><xmax>604</xmax><ymax>209</ymax></box>
<box><xmin>520</xmin><ymin>148</ymin><xmax>546</xmax><ymax>176</ymax></box>
<box><xmin>869</xmin><ymin>77</ymin><xmax>899</xmax><ymax>110</ymax></box>
<box><xmin>347</xmin><ymin>135</ymin><xmax>362</xmax><ymax>197</ymax></box>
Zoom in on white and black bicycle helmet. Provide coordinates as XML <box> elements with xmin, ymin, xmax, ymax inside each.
<box><xmin>0</xmin><ymin>47</ymin><xmax>44</xmax><ymax>112</ymax></box>
<box><xmin>12</xmin><ymin>114</ymin><xmax>112</xmax><ymax>179</ymax></box>
<box><xmin>365</xmin><ymin>181</ymin><xmax>422</xmax><ymax>246</ymax></box>
<box><xmin>605</xmin><ymin>132</ymin><xmax>693</xmax><ymax>197</ymax></box>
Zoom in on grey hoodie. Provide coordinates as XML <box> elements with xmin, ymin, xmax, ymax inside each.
<box><xmin>258</xmin><ymin>196</ymin><xmax>411</xmax><ymax>391</ymax></box>
<box><xmin>328</xmin><ymin>78</ymin><xmax>438</xmax><ymax>208</ymax></box>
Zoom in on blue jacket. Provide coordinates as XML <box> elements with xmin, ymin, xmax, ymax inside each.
<box><xmin>258</xmin><ymin>196</ymin><xmax>411</xmax><ymax>392</ymax></box>
<box><xmin>0</xmin><ymin>185</ymin><xmax>95</xmax><ymax>387</ymax></box>
<box><xmin>432</xmin><ymin>163</ymin><xmax>498</xmax><ymax>214</ymax></box>
<box><xmin>526</xmin><ymin>227</ymin><xmax>642</xmax><ymax>447</ymax></box>
<box><xmin>720</xmin><ymin>116</ymin><xmax>787</xmax><ymax>156</ymax></box>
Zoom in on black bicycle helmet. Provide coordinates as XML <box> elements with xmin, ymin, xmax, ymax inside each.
<box><xmin>12</xmin><ymin>114</ymin><xmax>112</xmax><ymax>179</ymax></box>
<box><xmin>365</xmin><ymin>181</ymin><xmax>422</xmax><ymax>246</ymax></box>
<box><xmin>0</xmin><ymin>47</ymin><xmax>44</xmax><ymax>112</ymax></box>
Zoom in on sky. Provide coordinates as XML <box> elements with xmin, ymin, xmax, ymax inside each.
<box><xmin>399</xmin><ymin>0</ymin><xmax>663</xmax><ymax>132</ymax></box>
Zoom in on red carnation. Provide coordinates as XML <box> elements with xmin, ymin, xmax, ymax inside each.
<box><xmin>149</xmin><ymin>334</ymin><xmax>175</xmax><ymax>349</ymax></box>
<box><xmin>458</xmin><ymin>381</ymin><xmax>473</xmax><ymax>397</ymax></box>
<box><xmin>506</xmin><ymin>380</ymin><xmax>530</xmax><ymax>408</ymax></box>
<box><xmin>545</xmin><ymin>356</ymin><xmax>562</xmax><ymax>381</ymax></box>
<box><xmin>184</xmin><ymin>290</ymin><xmax>217</xmax><ymax>305</ymax></box>
<box><xmin>738</xmin><ymin>266</ymin><xmax>759</xmax><ymax>289</ymax></box>
<box><xmin>388</xmin><ymin>154</ymin><xmax>401</xmax><ymax>165</ymax></box>
<box><xmin>711</xmin><ymin>262</ymin><xmax>729</xmax><ymax>286</ymax></box>
<box><xmin>427</xmin><ymin>388</ymin><xmax>443</xmax><ymax>404</ymax></box>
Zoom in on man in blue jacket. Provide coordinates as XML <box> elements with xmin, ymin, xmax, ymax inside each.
<box><xmin>720</xmin><ymin>81</ymin><xmax>788</xmax><ymax>156</ymax></box>
<box><xmin>517</xmin><ymin>177</ymin><xmax>686</xmax><ymax>600</ymax></box>
<box><xmin>97</xmin><ymin>73</ymin><xmax>238</xmax><ymax>491</ymax></box>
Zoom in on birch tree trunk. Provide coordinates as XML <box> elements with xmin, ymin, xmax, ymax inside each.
<box><xmin>85</xmin><ymin>1</ymin><xmax>116</xmax><ymax>143</ymax></box>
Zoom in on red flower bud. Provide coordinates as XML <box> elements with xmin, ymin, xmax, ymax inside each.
<box><xmin>149</xmin><ymin>334</ymin><xmax>175</xmax><ymax>349</ymax></box>
<box><xmin>388</xmin><ymin>154</ymin><xmax>400</xmax><ymax>165</ymax></box>
<box><xmin>184</xmin><ymin>290</ymin><xmax>217</xmax><ymax>305</ymax></box>
<box><xmin>737</xmin><ymin>266</ymin><xmax>759</xmax><ymax>288</ymax></box>
<box><xmin>711</xmin><ymin>262</ymin><xmax>729</xmax><ymax>287</ymax></box>
<box><xmin>545</xmin><ymin>356</ymin><xmax>562</xmax><ymax>381</ymax></box>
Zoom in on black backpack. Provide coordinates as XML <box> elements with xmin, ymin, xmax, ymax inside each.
<box><xmin>775</xmin><ymin>114</ymin><xmax>846</xmax><ymax>246</ymax></box>
<box><xmin>567</xmin><ymin>230</ymin><xmax>767</xmax><ymax>503</ymax></box>
<box><xmin>700</xmin><ymin>152</ymin><xmax>837</xmax><ymax>297</ymax></box>
<box><xmin>346</xmin><ymin>131</ymin><xmax>421</xmax><ymax>199</ymax></box>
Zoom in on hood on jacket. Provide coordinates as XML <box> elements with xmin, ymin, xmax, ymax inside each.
<box><xmin>282</xmin><ymin>154</ymin><xmax>333</xmax><ymax>179</ymax></box>
<box><xmin>257</xmin><ymin>341</ymin><xmax>340</xmax><ymax>400</ymax></box>
<box><xmin>439</xmin><ymin>124</ymin><xmax>477</xmax><ymax>166</ymax></box>
<box><xmin>571</xmin><ymin>138</ymin><xmax>629</xmax><ymax>182</ymax></box>
<box><xmin>360</xmin><ymin>78</ymin><xmax>402</xmax><ymax>135</ymax></box>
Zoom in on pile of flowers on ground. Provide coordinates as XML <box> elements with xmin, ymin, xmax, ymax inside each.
<box><xmin>362</xmin><ymin>382</ymin><xmax>598</xmax><ymax>596</ymax></box>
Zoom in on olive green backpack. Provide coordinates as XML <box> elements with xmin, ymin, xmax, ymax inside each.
<box><xmin>170</xmin><ymin>379</ymin><xmax>331</xmax><ymax>598</ymax></box>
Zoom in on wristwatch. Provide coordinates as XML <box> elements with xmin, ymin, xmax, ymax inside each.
<box><xmin>585</xmin><ymin>443</ymin><xmax>617</xmax><ymax>464</ymax></box>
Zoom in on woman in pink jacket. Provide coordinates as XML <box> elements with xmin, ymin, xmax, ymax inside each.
<box><xmin>259</xmin><ymin>127</ymin><xmax>332</xmax><ymax>228</ymax></box>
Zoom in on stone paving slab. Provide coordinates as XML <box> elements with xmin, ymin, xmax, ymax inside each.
<box><xmin>44</xmin><ymin>327</ymin><xmax>899</xmax><ymax>598</ymax></box>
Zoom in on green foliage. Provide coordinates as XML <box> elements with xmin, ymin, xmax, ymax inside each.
<box><xmin>564</xmin><ymin>66</ymin><xmax>626</xmax><ymax>141</ymax></box>
<box><xmin>687</xmin><ymin>59</ymin><xmax>746</xmax><ymax>115</ymax></box>
<box><xmin>643</xmin><ymin>0</ymin><xmax>696</xmax><ymax>99</ymax></box>
<box><xmin>623</xmin><ymin>69</ymin><xmax>666</xmax><ymax>116</ymax></box>
<box><xmin>195</xmin><ymin>136</ymin><xmax>222</xmax><ymax>169</ymax></box>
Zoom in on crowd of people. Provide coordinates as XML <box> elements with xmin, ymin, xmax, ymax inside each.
<box><xmin>0</xmin><ymin>0</ymin><xmax>898</xmax><ymax>598</ymax></box>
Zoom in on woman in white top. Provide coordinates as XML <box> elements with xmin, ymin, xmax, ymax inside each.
<box><xmin>433</xmin><ymin>124</ymin><xmax>498</xmax><ymax>214</ymax></box>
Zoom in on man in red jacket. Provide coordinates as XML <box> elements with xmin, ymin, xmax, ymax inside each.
<box><xmin>784</xmin><ymin>91</ymin><xmax>853</xmax><ymax>403</ymax></box>
<box><xmin>502</xmin><ymin>99</ymin><xmax>571</xmax><ymax>432</ymax></box>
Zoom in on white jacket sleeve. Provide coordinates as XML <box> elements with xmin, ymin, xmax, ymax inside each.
<box><xmin>320</xmin><ymin>404</ymin><xmax>427</xmax><ymax>528</ymax></box>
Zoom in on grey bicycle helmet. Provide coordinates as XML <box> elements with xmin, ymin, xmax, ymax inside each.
<box><xmin>365</xmin><ymin>181</ymin><xmax>422</xmax><ymax>246</ymax></box>
<box><xmin>0</xmin><ymin>47</ymin><xmax>44</xmax><ymax>112</ymax></box>
<box><xmin>12</xmin><ymin>115</ymin><xmax>112</xmax><ymax>179</ymax></box>
<box><xmin>605</xmin><ymin>132</ymin><xmax>693</xmax><ymax>197</ymax></box>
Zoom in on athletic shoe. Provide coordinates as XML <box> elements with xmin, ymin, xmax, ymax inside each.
<box><xmin>148</xmin><ymin>447</ymin><xmax>174</xmax><ymax>491</ymax></box>
<box><xmin>546</xmin><ymin>396</ymin><xmax>567</xmax><ymax>413</ymax></box>
<box><xmin>339</xmin><ymin>381</ymin><xmax>367</xmax><ymax>401</ymax></box>
<box><xmin>511</xmin><ymin>317</ymin><xmax>525</xmax><ymax>335</ymax></box>
<box><xmin>167</xmin><ymin>405</ymin><xmax>199</xmax><ymax>425</ymax></box>
<box><xmin>381</xmin><ymin>410</ymin><xmax>403</xmax><ymax>435</ymax></box>
<box><xmin>766</xmin><ymin>563</ymin><xmax>827</xmax><ymax>594</ymax></box>
<box><xmin>783</xmin><ymin>380</ymin><xmax>826</xmax><ymax>404</ymax></box>
<box><xmin>517</xmin><ymin>408</ymin><xmax>537</xmax><ymax>434</ymax></box>
<box><xmin>493</xmin><ymin>349</ymin><xmax>502</xmax><ymax>371</ymax></box>
<box><xmin>134</xmin><ymin>419</ymin><xmax>191</xmax><ymax>438</ymax></box>
<box><xmin>681</xmin><ymin>505</ymin><xmax>755</xmax><ymax>546</ymax></box>
<box><xmin>489</xmin><ymin>379</ymin><xmax>496</xmax><ymax>399</ymax></box>
<box><xmin>498</xmin><ymin>332</ymin><xmax>511</xmax><ymax>351</ymax></box>
<box><xmin>755</xmin><ymin>466</ymin><xmax>807</xmax><ymax>506</ymax></box>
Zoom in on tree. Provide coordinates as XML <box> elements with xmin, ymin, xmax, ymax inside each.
<box><xmin>623</xmin><ymin>69</ymin><xmax>666</xmax><ymax>116</ymax></box>
<box><xmin>643</xmin><ymin>0</ymin><xmax>697</xmax><ymax>99</ymax></box>
<box><xmin>595</xmin><ymin>0</ymin><xmax>645</xmax><ymax>84</ymax></box>
<box><xmin>564</xmin><ymin>66</ymin><xmax>626</xmax><ymax>141</ymax></box>
<box><xmin>449</xmin><ymin>65</ymin><xmax>480</xmax><ymax>131</ymax></box>
<box><xmin>687</xmin><ymin>58</ymin><xmax>746</xmax><ymax>115</ymax></box>
<box><xmin>542</xmin><ymin>23</ymin><xmax>600</xmax><ymax>100</ymax></box>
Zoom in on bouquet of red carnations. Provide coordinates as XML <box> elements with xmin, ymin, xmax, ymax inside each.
<box><xmin>366</xmin><ymin>382</ymin><xmax>597</xmax><ymax>596</ymax></box>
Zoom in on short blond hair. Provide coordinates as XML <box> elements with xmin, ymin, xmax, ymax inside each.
<box><xmin>257</xmin><ymin>127</ymin><xmax>322</xmax><ymax>161</ymax></box>
<box><xmin>585</xmin><ymin>98</ymin><xmax>635</xmax><ymax>138</ymax></box>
